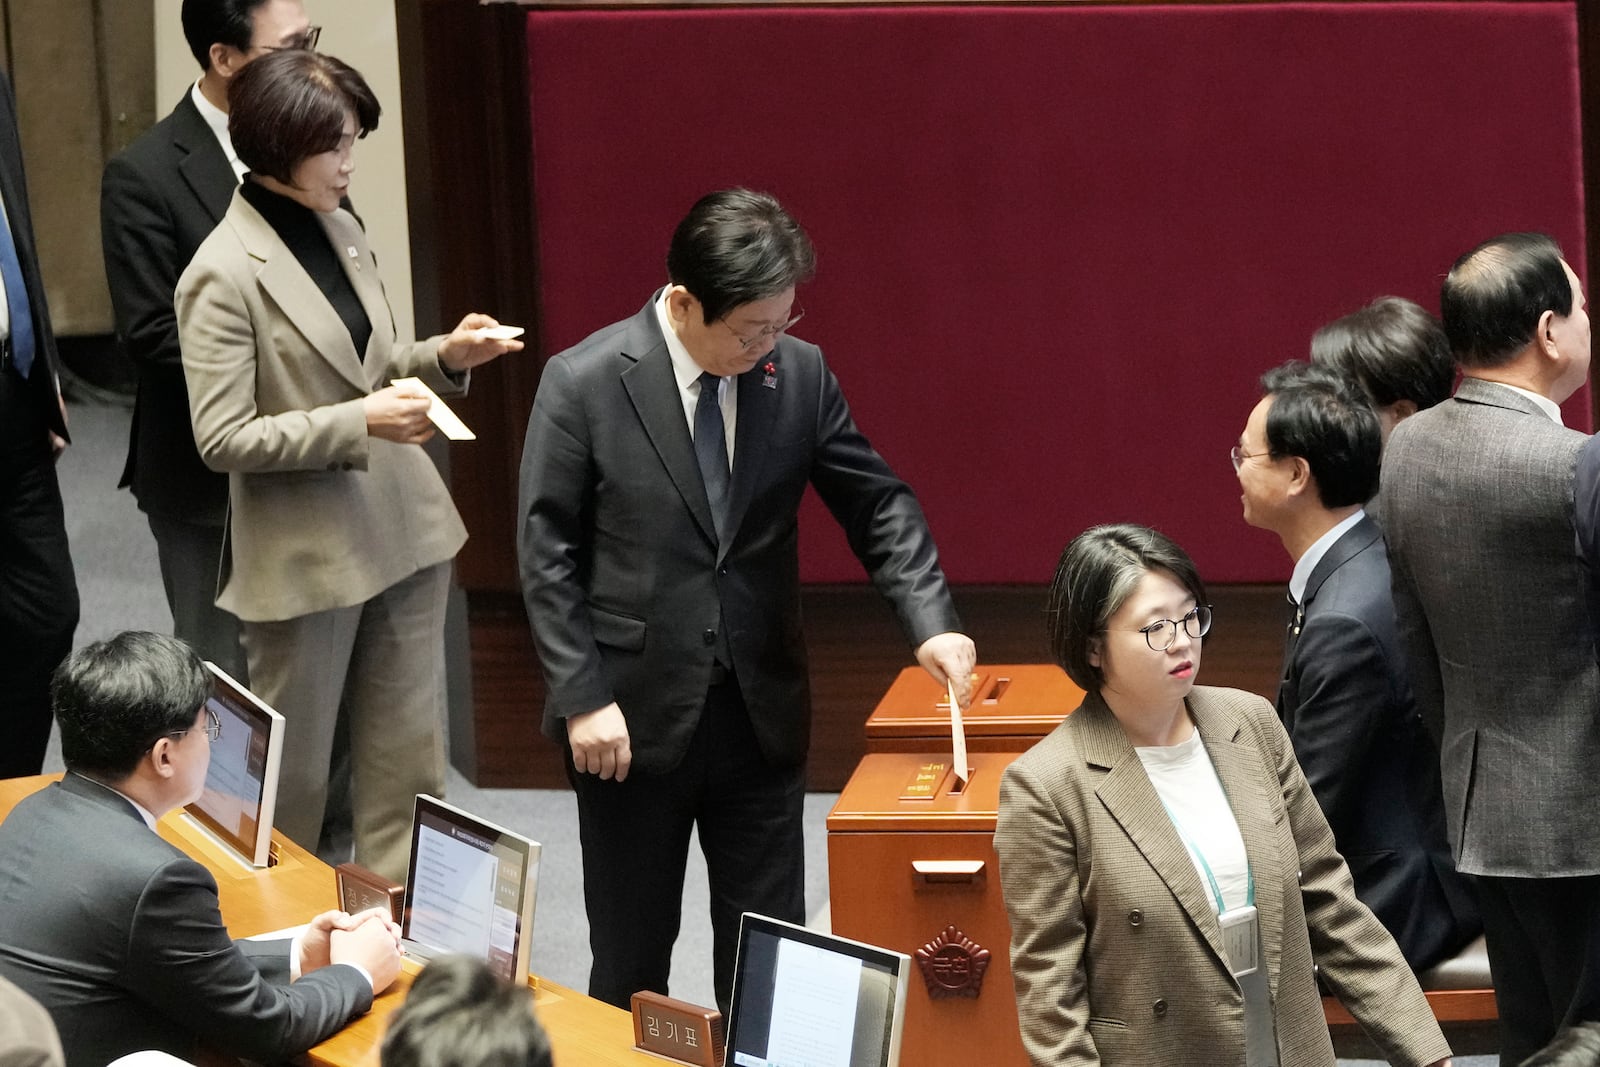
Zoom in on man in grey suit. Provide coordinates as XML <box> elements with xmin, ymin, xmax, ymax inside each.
<box><xmin>101</xmin><ymin>0</ymin><xmax>317</xmax><ymax>682</ymax></box>
<box><xmin>519</xmin><ymin>189</ymin><xmax>975</xmax><ymax>1012</ymax></box>
<box><xmin>0</xmin><ymin>631</ymin><xmax>401</xmax><ymax>1067</ymax></box>
<box><xmin>1237</xmin><ymin>362</ymin><xmax>1477</xmax><ymax>971</ymax></box>
<box><xmin>1379</xmin><ymin>232</ymin><xmax>1597</xmax><ymax>1065</ymax></box>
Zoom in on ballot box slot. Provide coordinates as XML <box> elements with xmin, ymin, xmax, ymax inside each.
<box><xmin>982</xmin><ymin>676</ymin><xmax>1011</xmax><ymax>704</ymax></box>
<box><xmin>911</xmin><ymin>859</ymin><xmax>986</xmax><ymax>887</ymax></box>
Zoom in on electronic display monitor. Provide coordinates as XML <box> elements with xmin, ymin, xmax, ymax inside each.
<box><xmin>182</xmin><ymin>662</ymin><xmax>284</xmax><ymax>868</ymax></box>
<box><xmin>724</xmin><ymin>914</ymin><xmax>910</xmax><ymax>1067</ymax></box>
<box><xmin>401</xmin><ymin>794</ymin><xmax>541</xmax><ymax>983</ymax></box>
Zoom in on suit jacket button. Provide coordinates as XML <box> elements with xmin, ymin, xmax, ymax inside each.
<box><xmin>718</xmin><ymin>565</ymin><xmax>728</xmax><ymax>576</ymax></box>
<box><xmin>1152</xmin><ymin>998</ymin><xmax>1168</xmax><ymax>1017</ymax></box>
<box><xmin>1128</xmin><ymin>909</ymin><xmax>1142</xmax><ymax>927</ymax></box>
<box><xmin>702</xmin><ymin>629</ymin><xmax>716</xmax><ymax>645</ymax></box>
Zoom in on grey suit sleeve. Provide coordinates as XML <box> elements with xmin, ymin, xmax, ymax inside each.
<box><xmin>1387</xmin><ymin>539</ymin><xmax>1445</xmax><ymax>747</ymax></box>
<box><xmin>101</xmin><ymin>155</ymin><xmax>184</xmax><ymax>372</ymax></box>
<box><xmin>518</xmin><ymin>356</ymin><xmax>613</xmax><ymax>719</ymax></box>
<box><xmin>995</xmin><ymin>760</ymin><xmax>1100</xmax><ymax>1066</ymax></box>
<box><xmin>1284</xmin><ymin>610</ymin><xmax>1392</xmax><ymax>833</ymax></box>
<box><xmin>805</xmin><ymin>354</ymin><xmax>960</xmax><ymax>647</ymax></box>
<box><xmin>123</xmin><ymin>856</ymin><xmax>370</xmax><ymax>1060</ymax></box>
<box><xmin>1260</xmin><ymin>710</ymin><xmax>1450</xmax><ymax>1066</ymax></box>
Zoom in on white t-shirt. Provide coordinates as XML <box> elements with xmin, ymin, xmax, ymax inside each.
<box><xmin>1135</xmin><ymin>729</ymin><xmax>1251</xmax><ymax>913</ymax></box>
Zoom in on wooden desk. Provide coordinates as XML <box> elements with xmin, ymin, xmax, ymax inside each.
<box><xmin>0</xmin><ymin>776</ymin><xmax>656</xmax><ymax>1067</ymax></box>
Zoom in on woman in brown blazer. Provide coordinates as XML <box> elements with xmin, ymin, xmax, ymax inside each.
<box><xmin>176</xmin><ymin>50</ymin><xmax>519</xmax><ymax>880</ymax></box>
<box><xmin>995</xmin><ymin>524</ymin><xmax>1450</xmax><ymax>1066</ymax></box>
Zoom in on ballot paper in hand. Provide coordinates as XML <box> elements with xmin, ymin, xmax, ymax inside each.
<box><xmin>947</xmin><ymin>678</ymin><xmax>969</xmax><ymax>786</ymax></box>
<box><xmin>390</xmin><ymin>377</ymin><xmax>476</xmax><ymax>441</ymax></box>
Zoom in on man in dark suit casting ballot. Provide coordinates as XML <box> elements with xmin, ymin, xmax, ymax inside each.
<box><xmin>518</xmin><ymin>189</ymin><xmax>976</xmax><ymax>1011</ymax></box>
<box><xmin>0</xmin><ymin>632</ymin><xmax>402</xmax><ymax>1066</ymax></box>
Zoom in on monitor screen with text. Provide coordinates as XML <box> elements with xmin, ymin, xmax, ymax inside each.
<box><xmin>401</xmin><ymin>795</ymin><xmax>540</xmax><ymax>982</ymax></box>
<box><xmin>183</xmin><ymin>663</ymin><xmax>283</xmax><ymax>868</ymax></box>
<box><xmin>724</xmin><ymin>914</ymin><xmax>909</xmax><ymax>1067</ymax></box>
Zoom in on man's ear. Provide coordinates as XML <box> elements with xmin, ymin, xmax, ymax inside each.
<box><xmin>209</xmin><ymin>42</ymin><xmax>246</xmax><ymax>80</ymax></box>
<box><xmin>665</xmin><ymin>285</ymin><xmax>697</xmax><ymax>327</ymax></box>
<box><xmin>1285</xmin><ymin>456</ymin><xmax>1314</xmax><ymax>499</ymax></box>
<box><xmin>1537</xmin><ymin>308</ymin><xmax>1561</xmax><ymax>359</ymax></box>
<box><xmin>148</xmin><ymin>736</ymin><xmax>179</xmax><ymax>781</ymax></box>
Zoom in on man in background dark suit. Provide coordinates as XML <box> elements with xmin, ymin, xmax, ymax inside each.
<box><xmin>1236</xmin><ymin>362</ymin><xmax>1477</xmax><ymax>971</ymax></box>
<box><xmin>1381</xmin><ymin>232</ymin><xmax>1599</xmax><ymax>1065</ymax></box>
<box><xmin>0</xmin><ymin>631</ymin><xmax>401</xmax><ymax>1067</ymax></box>
<box><xmin>100</xmin><ymin>0</ymin><xmax>315</xmax><ymax>682</ymax></box>
<box><xmin>0</xmin><ymin>67</ymin><xmax>79</xmax><ymax>779</ymax></box>
<box><xmin>519</xmin><ymin>189</ymin><xmax>976</xmax><ymax>1012</ymax></box>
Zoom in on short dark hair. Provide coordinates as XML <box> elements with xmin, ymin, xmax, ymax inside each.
<box><xmin>1046</xmin><ymin>524</ymin><xmax>1207</xmax><ymax>692</ymax></box>
<box><xmin>1258</xmin><ymin>361</ymin><xmax>1381</xmax><ymax>508</ymax></box>
<box><xmin>53</xmin><ymin>632</ymin><xmax>210</xmax><ymax>780</ymax></box>
<box><xmin>666</xmin><ymin>189</ymin><xmax>817</xmax><ymax>324</ymax></box>
<box><xmin>1441</xmin><ymin>232</ymin><xmax>1574</xmax><ymax>369</ymax></box>
<box><xmin>1310</xmin><ymin>297</ymin><xmax>1454</xmax><ymax>412</ymax></box>
<box><xmin>1519</xmin><ymin>1021</ymin><xmax>1600</xmax><ymax>1066</ymax></box>
<box><xmin>229</xmin><ymin>50</ymin><xmax>380</xmax><ymax>185</ymax></box>
<box><xmin>181</xmin><ymin>0</ymin><xmax>270</xmax><ymax>70</ymax></box>
<box><xmin>380</xmin><ymin>956</ymin><xmax>552</xmax><ymax>1067</ymax></box>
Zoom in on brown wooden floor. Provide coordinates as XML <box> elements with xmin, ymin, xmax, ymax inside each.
<box><xmin>462</xmin><ymin>584</ymin><xmax>1288</xmax><ymax>790</ymax></box>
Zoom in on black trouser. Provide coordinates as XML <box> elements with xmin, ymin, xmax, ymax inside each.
<box><xmin>1474</xmin><ymin>872</ymin><xmax>1600</xmax><ymax>1066</ymax></box>
<box><xmin>0</xmin><ymin>364</ymin><xmax>77</xmax><ymax>776</ymax></box>
<box><xmin>568</xmin><ymin>674</ymin><xmax>806</xmax><ymax>1015</ymax></box>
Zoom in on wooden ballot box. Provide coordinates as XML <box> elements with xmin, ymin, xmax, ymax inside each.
<box><xmin>864</xmin><ymin>664</ymin><xmax>1082</xmax><ymax>752</ymax></box>
<box><xmin>827</xmin><ymin>751</ymin><xmax>1029</xmax><ymax>1067</ymax></box>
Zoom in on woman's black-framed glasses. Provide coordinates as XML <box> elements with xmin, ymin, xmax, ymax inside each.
<box><xmin>1136</xmin><ymin>605</ymin><xmax>1213</xmax><ymax>652</ymax></box>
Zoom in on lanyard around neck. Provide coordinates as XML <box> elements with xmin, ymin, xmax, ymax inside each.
<box><xmin>1160</xmin><ymin>797</ymin><xmax>1256</xmax><ymax>914</ymax></box>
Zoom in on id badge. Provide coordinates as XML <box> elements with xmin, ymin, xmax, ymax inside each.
<box><xmin>1219</xmin><ymin>904</ymin><xmax>1259</xmax><ymax>978</ymax></box>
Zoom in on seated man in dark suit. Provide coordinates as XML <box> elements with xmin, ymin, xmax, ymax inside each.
<box><xmin>1235</xmin><ymin>362</ymin><xmax>1479</xmax><ymax>971</ymax></box>
<box><xmin>0</xmin><ymin>631</ymin><xmax>402</xmax><ymax>1067</ymax></box>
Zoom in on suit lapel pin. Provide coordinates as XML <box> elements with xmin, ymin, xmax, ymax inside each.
<box><xmin>762</xmin><ymin>361</ymin><xmax>777</xmax><ymax>389</ymax></box>
<box><xmin>346</xmin><ymin>245</ymin><xmax>361</xmax><ymax>270</ymax></box>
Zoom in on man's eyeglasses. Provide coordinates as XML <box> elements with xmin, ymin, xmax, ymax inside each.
<box><xmin>259</xmin><ymin>25</ymin><xmax>321</xmax><ymax>52</ymax></box>
<box><xmin>721</xmin><ymin>308</ymin><xmax>804</xmax><ymax>351</ymax></box>
<box><xmin>1118</xmin><ymin>605</ymin><xmax>1213</xmax><ymax>652</ymax></box>
<box><xmin>167</xmin><ymin>708</ymin><xmax>222</xmax><ymax>745</ymax></box>
<box><xmin>1229</xmin><ymin>444</ymin><xmax>1272</xmax><ymax>473</ymax></box>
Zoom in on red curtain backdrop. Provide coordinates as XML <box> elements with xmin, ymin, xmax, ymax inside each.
<box><xmin>524</xmin><ymin>2</ymin><xmax>1586</xmax><ymax>584</ymax></box>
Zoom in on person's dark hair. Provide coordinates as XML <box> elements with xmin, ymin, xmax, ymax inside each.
<box><xmin>1046</xmin><ymin>524</ymin><xmax>1207</xmax><ymax>692</ymax></box>
<box><xmin>53</xmin><ymin>632</ymin><xmax>210</xmax><ymax>780</ymax></box>
<box><xmin>228</xmin><ymin>50</ymin><xmax>380</xmax><ymax>185</ymax></box>
<box><xmin>1258</xmin><ymin>360</ymin><xmax>1381</xmax><ymax>508</ymax></box>
<box><xmin>380</xmin><ymin>955</ymin><xmax>552</xmax><ymax>1067</ymax></box>
<box><xmin>1440</xmin><ymin>232</ymin><xmax>1575</xmax><ymax>369</ymax></box>
<box><xmin>181</xmin><ymin>0</ymin><xmax>268</xmax><ymax>70</ymax></box>
<box><xmin>666</xmin><ymin>189</ymin><xmax>817</xmax><ymax>324</ymax></box>
<box><xmin>1310</xmin><ymin>296</ymin><xmax>1454</xmax><ymax>412</ymax></box>
<box><xmin>1519</xmin><ymin>1021</ymin><xmax>1600</xmax><ymax>1066</ymax></box>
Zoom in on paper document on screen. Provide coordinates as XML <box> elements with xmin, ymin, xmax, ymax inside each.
<box><xmin>766</xmin><ymin>939</ymin><xmax>861</xmax><ymax>1067</ymax></box>
<box><xmin>408</xmin><ymin>828</ymin><xmax>499</xmax><ymax>956</ymax></box>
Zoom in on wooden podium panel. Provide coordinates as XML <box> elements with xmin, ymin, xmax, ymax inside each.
<box><xmin>864</xmin><ymin>663</ymin><xmax>1081</xmax><ymax>753</ymax></box>
<box><xmin>827</xmin><ymin>751</ymin><xmax>1027</xmax><ymax>1067</ymax></box>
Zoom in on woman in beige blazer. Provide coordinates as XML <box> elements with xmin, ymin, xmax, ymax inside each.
<box><xmin>995</xmin><ymin>524</ymin><xmax>1450</xmax><ymax>1066</ymax></box>
<box><xmin>176</xmin><ymin>50</ymin><xmax>520</xmax><ymax>880</ymax></box>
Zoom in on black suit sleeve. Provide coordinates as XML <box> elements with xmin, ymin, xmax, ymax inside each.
<box><xmin>519</xmin><ymin>355</ymin><xmax>612</xmax><ymax>720</ymax></box>
<box><xmin>101</xmin><ymin>154</ymin><xmax>185</xmax><ymax>372</ymax></box>
<box><xmin>805</xmin><ymin>354</ymin><xmax>960</xmax><ymax>647</ymax></box>
<box><xmin>1286</xmin><ymin>609</ymin><xmax>1392</xmax><ymax>835</ymax></box>
<box><xmin>124</xmin><ymin>856</ymin><xmax>370</xmax><ymax>1060</ymax></box>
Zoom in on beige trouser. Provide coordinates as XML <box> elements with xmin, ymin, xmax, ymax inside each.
<box><xmin>241</xmin><ymin>561</ymin><xmax>450</xmax><ymax>883</ymax></box>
